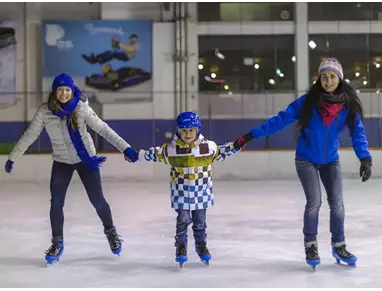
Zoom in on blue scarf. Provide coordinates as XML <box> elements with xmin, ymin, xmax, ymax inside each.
<box><xmin>51</xmin><ymin>89</ymin><xmax>106</xmax><ymax>171</ymax></box>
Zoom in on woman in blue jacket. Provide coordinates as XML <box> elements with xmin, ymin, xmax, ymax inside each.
<box><xmin>236</xmin><ymin>58</ymin><xmax>372</xmax><ymax>270</ymax></box>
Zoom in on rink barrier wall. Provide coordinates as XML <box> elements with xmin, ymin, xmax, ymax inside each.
<box><xmin>1</xmin><ymin>149</ymin><xmax>381</xmax><ymax>183</ymax></box>
<box><xmin>0</xmin><ymin>118</ymin><xmax>381</xmax><ymax>152</ymax></box>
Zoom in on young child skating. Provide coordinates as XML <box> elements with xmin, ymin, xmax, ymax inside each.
<box><xmin>137</xmin><ymin>111</ymin><xmax>252</xmax><ymax>268</ymax></box>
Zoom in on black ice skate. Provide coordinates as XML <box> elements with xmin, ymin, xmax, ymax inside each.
<box><xmin>45</xmin><ymin>236</ymin><xmax>64</xmax><ymax>265</ymax></box>
<box><xmin>175</xmin><ymin>244</ymin><xmax>188</xmax><ymax>268</ymax></box>
<box><xmin>332</xmin><ymin>244</ymin><xmax>357</xmax><ymax>267</ymax></box>
<box><xmin>195</xmin><ymin>241</ymin><xmax>211</xmax><ymax>265</ymax></box>
<box><xmin>104</xmin><ymin>227</ymin><xmax>123</xmax><ymax>256</ymax></box>
<box><xmin>305</xmin><ymin>241</ymin><xmax>320</xmax><ymax>270</ymax></box>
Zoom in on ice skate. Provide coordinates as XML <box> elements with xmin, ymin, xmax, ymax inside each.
<box><xmin>45</xmin><ymin>236</ymin><xmax>64</xmax><ymax>266</ymax></box>
<box><xmin>332</xmin><ymin>244</ymin><xmax>357</xmax><ymax>267</ymax></box>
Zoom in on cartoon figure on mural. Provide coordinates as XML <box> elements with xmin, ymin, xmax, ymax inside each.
<box><xmin>82</xmin><ymin>34</ymin><xmax>140</xmax><ymax>65</ymax></box>
<box><xmin>82</xmin><ymin>33</ymin><xmax>150</xmax><ymax>91</ymax></box>
<box><xmin>42</xmin><ymin>20</ymin><xmax>153</xmax><ymax>98</ymax></box>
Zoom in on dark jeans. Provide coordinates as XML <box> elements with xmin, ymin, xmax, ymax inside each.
<box><xmin>175</xmin><ymin>209</ymin><xmax>207</xmax><ymax>246</ymax></box>
<box><xmin>95</xmin><ymin>50</ymin><xmax>129</xmax><ymax>64</ymax></box>
<box><xmin>50</xmin><ymin>161</ymin><xmax>114</xmax><ymax>237</ymax></box>
<box><xmin>295</xmin><ymin>158</ymin><xmax>345</xmax><ymax>245</ymax></box>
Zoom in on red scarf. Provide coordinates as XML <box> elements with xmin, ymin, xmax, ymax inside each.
<box><xmin>321</xmin><ymin>102</ymin><xmax>342</xmax><ymax>126</ymax></box>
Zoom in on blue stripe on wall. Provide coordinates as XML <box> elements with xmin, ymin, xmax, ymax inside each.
<box><xmin>0</xmin><ymin>118</ymin><xmax>380</xmax><ymax>153</ymax></box>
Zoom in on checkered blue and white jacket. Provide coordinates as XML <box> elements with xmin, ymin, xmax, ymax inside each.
<box><xmin>138</xmin><ymin>134</ymin><xmax>240</xmax><ymax>210</ymax></box>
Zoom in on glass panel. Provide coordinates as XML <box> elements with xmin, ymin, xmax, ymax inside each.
<box><xmin>198</xmin><ymin>2</ymin><xmax>294</xmax><ymax>21</ymax></box>
<box><xmin>199</xmin><ymin>35</ymin><xmax>295</xmax><ymax>93</ymax></box>
<box><xmin>309</xmin><ymin>34</ymin><xmax>376</xmax><ymax>89</ymax></box>
<box><xmin>308</xmin><ymin>2</ymin><xmax>382</xmax><ymax>21</ymax></box>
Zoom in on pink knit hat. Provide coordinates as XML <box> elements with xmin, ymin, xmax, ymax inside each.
<box><xmin>318</xmin><ymin>57</ymin><xmax>343</xmax><ymax>80</ymax></box>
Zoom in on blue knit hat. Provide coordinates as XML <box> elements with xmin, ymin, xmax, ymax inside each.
<box><xmin>52</xmin><ymin>73</ymin><xmax>75</xmax><ymax>92</ymax></box>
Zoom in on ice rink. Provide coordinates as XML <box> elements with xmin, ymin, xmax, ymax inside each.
<box><xmin>1</xmin><ymin>178</ymin><xmax>382</xmax><ymax>288</ymax></box>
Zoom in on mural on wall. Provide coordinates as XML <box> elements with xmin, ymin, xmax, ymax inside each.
<box><xmin>0</xmin><ymin>21</ymin><xmax>16</xmax><ymax>104</ymax></box>
<box><xmin>42</xmin><ymin>20</ymin><xmax>153</xmax><ymax>103</ymax></box>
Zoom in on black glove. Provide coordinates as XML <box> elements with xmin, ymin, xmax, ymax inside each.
<box><xmin>360</xmin><ymin>157</ymin><xmax>372</xmax><ymax>182</ymax></box>
<box><xmin>233</xmin><ymin>132</ymin><xmax>254</xmax><ymax>150</ymax></box>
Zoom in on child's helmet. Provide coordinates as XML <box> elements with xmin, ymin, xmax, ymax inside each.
<box><xmin>176</xmin><ymin>111</ymin><xmax>201</xmax><ymax>134</ymax></box>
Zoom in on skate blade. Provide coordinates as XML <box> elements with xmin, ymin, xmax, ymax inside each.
<box><xmin>46</xmin><ymin>259</ymin><xmax>59</xmax><ymax>267</ymax></box>
<box><xmin>112</xmin><ymin>247</ymin><xmax>122</xmax><ymax>256</ymax></box>
<box><xmin>335</xmin><ymin>258</ymin><xmax>357</xmax><ymax>268</ymax></box>
<box><xmin>307</xmin><ymin>264</ymin><xmax>319</xmax><ymax>271</ymax></box>
<box><xmin>333</xmin><ymin>255</ymin><xmax>357</xmax><ymax>268</ymax></box>
<box><xmin>176</xmin><ymin>257</ymin><xmax>188</xmax><ymax>268</ymax></box>
<box><xmin>201</xmin><ymin>260</ymin><xmax>210</xmax><ymax>265</ymax></box>
<box><xmin>306</xmin><ymin>259</ymin><xmax>320</xmax><ymax>271</ymax></box>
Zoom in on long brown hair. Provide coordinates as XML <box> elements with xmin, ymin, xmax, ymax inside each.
<box><xmin>47</xmin><ymin>92</ymin><xmax>79</xmax><ymax>131</ymax></box>
<box><xmin>297</xmin><ymin>78</ymin><xmax>364</xmax><ymax>135</ymax></box>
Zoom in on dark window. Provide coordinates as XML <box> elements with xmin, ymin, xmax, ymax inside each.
<box><xmin>198</xmin><ymin>2</ymin><xmax>294</xmax><ymax>22</ymax></box>
<box><xmin>370</xmin><ymin>35</ymin><xmax>382</xmax><ymax>89</ymax></box>
<box><xmin>309</xmin><ymin>34</ymin><xmax>382</xmax><ymax>89</ymax></box>
<box><xmin>199</xmin><ymin>35</ymin><xmax>295</xmax><ymax>93</ymax></box>
<box><xmin>309</xmin><ymin>3</ymin><xmax>382</xmax><ymax>21</ymax></box>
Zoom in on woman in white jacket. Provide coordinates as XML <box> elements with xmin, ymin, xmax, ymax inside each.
<box><xmin>4</xmin><ymin>73</ymin><xmax>138</xmax><ymax>264</ymax></box>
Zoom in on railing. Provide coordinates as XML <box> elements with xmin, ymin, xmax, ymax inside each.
<box><xmin>199</xmin><ymin>90</ymin><xmax>382</xmax><ymax>119</ymax></box>
<box><xmin>1</xmin><ymin>90</ymin><xmax>382</xmax><ymax>154</ymax></box>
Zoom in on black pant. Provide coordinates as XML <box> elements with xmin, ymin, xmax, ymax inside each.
<box><xmin>95</xmin><ymin>50</ymin><xmax>129</xmax><ymax>64</ymax></box>
<box><xmin>50</xmin><ymin>161</ymin><xmax>114</xmax><ymax>237</ymax></box>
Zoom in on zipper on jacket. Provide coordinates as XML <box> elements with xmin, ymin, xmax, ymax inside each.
<box><xmin>322</xmin><ymin>114</ymin><xmax>341</xmax><ymax>164</ymax></box>
<box><xmin>61</xmin><ymin>118</ymin><xmax>75</xmax><ymax>163</ymax></box>
<box><xmin>322</xmin><ymin>126</ymin><xmax>330</xmax><ymax>164</ymax></box>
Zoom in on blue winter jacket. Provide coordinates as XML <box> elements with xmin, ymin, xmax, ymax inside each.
<box><xmin>250</xmin><ymin>94</ymin><xmax>371</xmax><ymax>165</ymax></box>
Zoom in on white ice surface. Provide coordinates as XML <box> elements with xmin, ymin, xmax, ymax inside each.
<box><xmin>1</xmin><ymin>179</ymin><xmax>382</xmax><ymax>288</ymax></box>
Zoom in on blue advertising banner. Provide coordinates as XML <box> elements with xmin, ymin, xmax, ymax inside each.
<box><xmin>42</xmin><ymin>20</ymin><xmax>152</xmax><ymax>102</ymax></box>
<box><xmin>0</xmin><ymin>21</ymin><xmax>16</xmax><ymax>104</ymax></box>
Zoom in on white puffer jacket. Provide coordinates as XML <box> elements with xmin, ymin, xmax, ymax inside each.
<box><xmin>9</xmin><ymin>99</ymin><xmax>130</xmax><ymax>164</ymax></box>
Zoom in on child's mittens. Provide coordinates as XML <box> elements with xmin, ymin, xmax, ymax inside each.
<box><xmin>5</xmin><ymin>159</ymin><xmax>14</xmax><ymax>173</ymax></box>
<box><xmin>124</xmin><ymin>147</ymin><xmax>138</xmax><ymax>163</ymax></box>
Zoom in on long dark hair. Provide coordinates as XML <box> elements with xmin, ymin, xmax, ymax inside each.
<box><xmin>297</xmin><ymin>77</ymin><xmax>364</xmax><ymax>135</ymax></box>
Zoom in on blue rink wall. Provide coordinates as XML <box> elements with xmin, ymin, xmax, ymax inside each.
<box><xmin>0</xmin><ymin>118</ymin><xmax>381</xmax><ymax>153</ymax></box>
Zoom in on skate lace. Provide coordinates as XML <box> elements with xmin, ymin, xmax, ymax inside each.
<box><xmin>306</xmin><ymin>245</ymin><xmax>319</xmax><ymax>260</ymax></box>
<box><xmin>196</xmin><ymin>242</ymin><xmax>209</xmax><ymax>256</ymax></box>
<box><xmin>176</xmin><ymin>244</ymin><xmax>187</xmax><ymax>256</ymax></box>
<box><xmin>107</xmin><ymin>231</ymin><xmax>123</xmax><ymax>250</ymax></box>
<box><xmin>335</xmin><ymin>245</ymin><xmax>354</xmax><ymax>258</ymax></box>
<box><xmin>45</xmin><ymin>244</ymin><xmax>62</xmax><ymax>256</ymax></box>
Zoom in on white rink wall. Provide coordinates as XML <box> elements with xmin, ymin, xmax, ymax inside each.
<box><xmin>0</xmin><ymin>150</ymin><xmax>380</xmax><ymax>183</ymax></box>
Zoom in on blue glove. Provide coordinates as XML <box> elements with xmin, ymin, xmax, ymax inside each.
<box><xmin>124</xmin><ymin>147</ymin><xmax>138</xmax><ymax>163</ymax></box>
<box><xmin>5</xmin><ymin>159</ymin><xmax>14</xmax><ymax>173</ymax></box>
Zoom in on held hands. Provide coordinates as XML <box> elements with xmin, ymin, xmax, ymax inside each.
<box><xmin>124</xmin><ymin>147</ymin><xmax>138</xmax><ymax>163</ymax></box>
<box><xmin>234</xmin><ymin>132</ymin><xmax>254</xmax><ymax>151</ymax></box>
<box><xmin>360</xmin><ymin>157</ymin><xmax>372</xmax><ymax>182</ymax></box>
<box><xmin>5</xmin><ymin>159</ymin><xmax>14</xmax><ymax>174</ymax></box>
